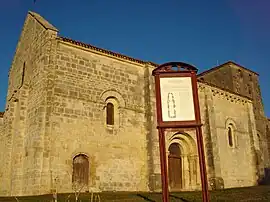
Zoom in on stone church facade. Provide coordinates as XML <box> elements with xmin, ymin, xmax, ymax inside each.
<box><xmin>0</xmin><ymin>11</ymin><xmax>269</xmax><ymax>196</ymax></box>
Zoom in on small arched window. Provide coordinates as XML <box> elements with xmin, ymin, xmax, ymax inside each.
<box><xmin>106</xmin><ymin>102</ymin><xmax>114</xmax><ymax>125</ymax></box>
<box><xmin>225</xmin><ymin>120</ymin><xmax>237</xmax><ymax>148</ymax></box>
<box><xmin>228</xmin><ymin>126</ymin><xmax>233</xmax><ymax>147</ymax></box>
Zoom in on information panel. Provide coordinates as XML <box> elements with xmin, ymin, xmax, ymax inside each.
<box><xmin>160</xmin><ymin>77</ymin><xmax>195</xmax><ymax>121</ymax></box>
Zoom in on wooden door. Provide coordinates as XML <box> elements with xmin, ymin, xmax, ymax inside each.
<box><xmin>72</xmin><ymin>154</ymin><xmax>89</xmax><ymax>189</ymax></box>
<box><xmin>168</xmin><ymin>143</ymin><xmax>182</xmax><ymax>190</ymax></box>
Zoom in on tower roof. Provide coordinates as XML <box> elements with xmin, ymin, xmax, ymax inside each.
<box><xmin>198</xmin><ymin>61</ymin><xmax>259</xmax><ymax>77</ymax></box>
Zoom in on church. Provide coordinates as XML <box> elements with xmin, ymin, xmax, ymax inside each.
<box><xmin>0</xmin><ymin>11</ymin><xmax>269</xmax><ymax>196</ymax></box>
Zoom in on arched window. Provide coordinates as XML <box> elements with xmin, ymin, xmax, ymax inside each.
<box><xmin>228</xmin><ymin>126</ymin><xmax>233</xmax><ymax>147</ymax></box>
<box><xmin>227</xmin><ymin>123</ymin><xmax>236</xmax><ymax>148</ymax></box>
<box><xmin>72</xmin><ymin>154</ymin><xmax>89</xmax><ymax>188</ymax></box>
<box><xmin>101</xmin><ymin>91</ymin><xmax>124</xmax><ymax>129</ymax></box>
<box><xmin>106</xmin><ymin>102</ymin><xmax>114</xmax><ymax>125</ymax></box>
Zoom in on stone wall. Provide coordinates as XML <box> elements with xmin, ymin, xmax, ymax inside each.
<box><xmin>198</xmin><ymin>83</ymin><xmax>257</xmax><ymax>188</ymax></box>
<box><xmin>198</xmin><ymin>62</ymin><xmax>269</xmax><ymax>174</ymax></box>
<box><xmin>48</xmin><ymin>41</ymin><xmax>150</xmax><ymax>193</ymax></box>
<box><xmin>0</xmin><ymin>12</ymin><xmax>58</xmax><ymax>196</ymax></box>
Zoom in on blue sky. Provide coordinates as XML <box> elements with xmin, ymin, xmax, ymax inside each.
<box><xmin>0</xmin><ymin>0</ymin><xmax>269</xmax><ymax>117</ymax></box>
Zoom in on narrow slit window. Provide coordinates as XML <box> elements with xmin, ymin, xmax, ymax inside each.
<box><xmin>228</xmin><ymin>126</ymin><xmax>233</xmax><ymax>147</ymax></box>
<box><xmin>106</xmin><ymin>103</ymin><xmax>114</xmax><ymax>125</ymax></box>
<box><xmin>22</xmin><ymin>62</ymin><xmax>26</xmax><ymax>85</ymax></box>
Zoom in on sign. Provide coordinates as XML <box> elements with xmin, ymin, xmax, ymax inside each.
<box><xmin>160</xmin><ymin>77</ymin><xmax>195</xmax><ymax>122</ymax></box>
<box><xmin>152</xmin><ymin>62</ymin><xmax>209</xmax><ymax>202</ymax></box>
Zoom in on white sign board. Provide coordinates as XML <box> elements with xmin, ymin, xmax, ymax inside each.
<box><xmin>160</xmin><ymin>77</ymin><xmax>195</xmax><ymax>121</ymax></box>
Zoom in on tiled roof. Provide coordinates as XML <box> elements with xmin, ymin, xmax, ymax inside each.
<box><xmin>58</xmin><ymin>37</ymin><xmax>159</xmax><ymax>67</ymax></box>
<box><xmin>0</xmin><ymin>112</ymin><xmax>4</xmax><ymax>118</ymax></box>
<box><xmin>198</xmin><ymin>61</ymin><xmax>259</xmax><ymax>77</ymax></box>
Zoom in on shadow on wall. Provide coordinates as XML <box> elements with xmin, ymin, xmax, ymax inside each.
<box><xmin>258</xmin><ymin>168</ymin><xmax>270</xmax><ymax>185</ymax></box>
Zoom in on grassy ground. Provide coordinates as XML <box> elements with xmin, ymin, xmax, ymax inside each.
<box><xmin>0</xmin><ymin>186</ymin><xmax>270</xmax><ymax>202</ymax></box>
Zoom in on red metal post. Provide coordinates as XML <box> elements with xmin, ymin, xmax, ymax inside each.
<box><xmin>158</xmin><ymin>127</ymin><xmax>169</xmax><ymax>202</ymax></box>
<box><xmin>196</xmin><ymin>127</ymin><xmax>210</xmax><ymax>202</ymax></box>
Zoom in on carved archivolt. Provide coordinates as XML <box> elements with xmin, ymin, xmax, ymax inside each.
<box><xmin>100</xmin><ymin>89</ymin><xmax>125</xmax><ymax>107</ymax></box>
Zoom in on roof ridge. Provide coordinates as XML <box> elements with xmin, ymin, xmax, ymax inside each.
<box><xmin>58</xmin><ymin>36</ymin><xmax>159</xmax><ymax>66</ymax></box>
<box><xmin>198</xmin><ymin>61</ymin><xmax>259</xmax><ymax>77</ymax></box>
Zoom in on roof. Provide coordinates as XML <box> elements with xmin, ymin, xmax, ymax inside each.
<box><xmin>197</xmin><ymin>61</ymin><xmax>259</xmax><ymax>77</ymax></box>
<box><xmin>28</xmin><ymin>11</ymin><xmax>58</xmax><ymax>32</ymax></box>
<box><xmin>58</xmin><ymin>37</ymin><xmax>159</xmax><ymax>67</ymax></box>
<box><xmin>0</xmin><ymin>112</ymin><xmax>4</xmax><ymax>118</ymax></box>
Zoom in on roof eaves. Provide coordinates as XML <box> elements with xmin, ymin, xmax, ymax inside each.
<box><xmin>58</xmin><ymin>37</ymin><xmax>150</xmax><ymax>65</ymax></box>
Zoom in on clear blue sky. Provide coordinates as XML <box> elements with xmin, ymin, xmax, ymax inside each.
<box><xmin>0</xmin><ymin>0</ymin><xmax>269</xmax><ymax>117</ymax></box>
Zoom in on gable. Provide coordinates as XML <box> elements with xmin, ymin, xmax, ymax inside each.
<box><xmin>198</xmin><ymin>61</ymin><xmax>258</xmax><ymax>78</ymax></box>
<box><xmin>7</xmin><ymin>11</ymin><xmax>58</xmax><ymax>101</ymax></box>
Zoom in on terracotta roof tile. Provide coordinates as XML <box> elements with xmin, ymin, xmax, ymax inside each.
<box><xmin>59</xmin><ymin>37</ymin><xmax>158</xmax><ymax>66</ymax></box>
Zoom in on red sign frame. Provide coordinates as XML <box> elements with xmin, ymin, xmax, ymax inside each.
<box><xmin>152</xmin><ymin>62</ymin><xmax>209</xmax><ymax>202</ymax></box>
<box><xmin>154</xmin><ymin>71</ymin><xmax>201</xmax><ymax>128</ymax></box>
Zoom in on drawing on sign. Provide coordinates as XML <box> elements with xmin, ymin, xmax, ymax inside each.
<box><xmin>160</xmin><ymin>77</ymin><xmax>195</xmax><ymax>121</ymax></box>
<box><xmin>167</xmin><ymin>92</ymin><xmax>176</xmax><ymax>118</ymax></box>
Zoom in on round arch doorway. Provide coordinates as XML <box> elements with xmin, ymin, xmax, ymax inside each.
<box><xmin>168</xmin><ymin>143</ymin><xmax>183</xmax><ymax>190</ymax></box>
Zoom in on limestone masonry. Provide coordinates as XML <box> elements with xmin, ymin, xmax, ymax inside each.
<box><xmin>0</xmin><ymin>11</ymin><xmax>269</xmax><ymax>196</ymax></box>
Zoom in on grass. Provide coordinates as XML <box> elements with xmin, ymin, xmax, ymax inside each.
<box><xmin>0</xmin><ymin>186</ymin><xmax>270</xmax><ymax>202</ymax></box>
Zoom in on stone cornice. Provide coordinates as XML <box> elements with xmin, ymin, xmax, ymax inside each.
<box><xmin>198</xmin><ymin>82</ymin><xmax>251</xmax><ymax>105</ymax></box>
